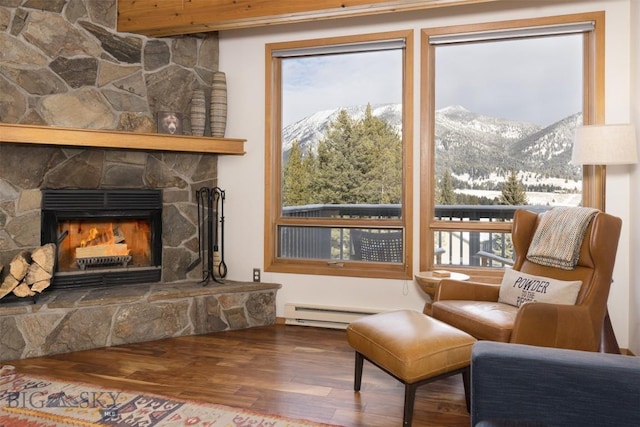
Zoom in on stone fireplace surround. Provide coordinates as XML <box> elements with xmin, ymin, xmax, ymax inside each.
<box><xmin>0</xmin><ymin>142</ymin><xmax>280</xmax><ymax>363</ymax></box>
<box><xmin>0</xmin><ymin>143</ymin><xmax>216</xmax><ymax>284</ymax></box>
<box><xmin>0</xmin><ymin>1</ymin><xmax>281</xmax><ymax>363</ymax></box>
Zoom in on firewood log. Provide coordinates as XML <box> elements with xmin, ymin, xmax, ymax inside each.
<box><xmin>31</xmin><ymin>243</ymin><xmax>56</xmax><ymax>274</ymax></box>
<box><xmin>9</xmin><ymin>251</ymin><xmax>32</xmax><ymax>281</ymax></box>
<box><xmin>30</xmin><ymin>280</ymin><xmax>51</xmax><ymax>294</ymax></box>
<box><xmin>12</xmin><ymin>282</ymin><xmax>35</xmax><ymax>298</ymax></box>
<box><xmin>0</xmin><ymin>274</ymin><xmax>20</xmax><ymax>299</ymax></box>
<box><xmin>25</xmin><ymin>263</ymin><xmax>53</xmax><ymax>287</ymax></box>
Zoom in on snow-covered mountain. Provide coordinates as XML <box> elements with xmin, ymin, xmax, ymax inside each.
<box><xmin>282</xmin><ymin>104</ymin><xmax>402</xmax><ymax>155</ymax></box>
<box><xmin>433</xmin><ymin>105</ymin><xmax>582</xmax><ymax>183</ymax></box>
<box><xmin>282</xmin><ymin>103</ymin><xmax>582</xmax><ymax>188</ymax></box>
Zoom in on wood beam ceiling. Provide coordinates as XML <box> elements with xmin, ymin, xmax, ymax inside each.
<box><xmin>117</xmin><ymin>0</ymin><xmax>499</xmax><ymax>37</ymax></box>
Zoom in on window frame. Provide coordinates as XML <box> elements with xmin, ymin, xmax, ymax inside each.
<box><xmin>264</xmin><ymin>30</ymin><xmax>414</xmax><ymax>279</ymax></box>
<box><xmin>419</xmin><ymin>12</ymin><xmax>606</xmax><ymax>279</ymax></box>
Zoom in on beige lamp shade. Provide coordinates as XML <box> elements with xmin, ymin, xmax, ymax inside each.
<box><xmin>571</xmin><ymin>124</ymin><xmax>638</xmax><ymax>165</ymax></box>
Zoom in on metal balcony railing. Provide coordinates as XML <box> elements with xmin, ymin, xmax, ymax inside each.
<box><xmin>280</xmin><ymin>204</ymin><xmax>550</xmax><ymax>266</ymax></box>
<box><xmin>433</xmin><ymin>205</ymin><xmax>547</xmax><ymax>267</ymax></box>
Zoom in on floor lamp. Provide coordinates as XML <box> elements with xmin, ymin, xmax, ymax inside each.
<box><xmin>572</xmin><ymin>123</ymin><xmax>638</xmax><ymax>353</ymax></box>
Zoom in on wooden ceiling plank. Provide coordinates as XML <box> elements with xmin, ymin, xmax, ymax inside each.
<box><xmin>117</xmin><ymin>0</ymin><xmax>499</xmax><ymax>36</ymax></box>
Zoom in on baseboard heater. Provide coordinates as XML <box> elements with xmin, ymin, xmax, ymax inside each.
<box><xmin>284</xmin><ymin>303</ymin><xmax>382</xmax><ymax>329</ymax></box>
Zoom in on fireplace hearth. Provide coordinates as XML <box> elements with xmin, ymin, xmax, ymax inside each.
<box><xmin>41</xmin><ymin>189</ymin><xmax>163</xmax><ymax>290</ymax></box>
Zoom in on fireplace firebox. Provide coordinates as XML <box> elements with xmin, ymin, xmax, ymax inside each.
<box><xmin>41</xmin><ymin>189</ymin><xmax>163</xmax><ymax>290</ymax></box>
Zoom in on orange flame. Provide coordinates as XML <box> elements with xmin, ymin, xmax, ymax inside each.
<box><xmin>77</xmin><ymin>224</ymin><xmax>130</xmax><ymax>256</ymax></box>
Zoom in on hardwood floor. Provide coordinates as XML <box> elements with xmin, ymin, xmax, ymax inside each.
<box><xmin>5</xmin><ymin>324</ymin><xmax>471</xmax><ymax>427</ymax></box>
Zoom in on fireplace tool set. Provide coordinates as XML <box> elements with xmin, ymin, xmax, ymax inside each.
<box><xmin>194</xmin><ymin>187</ymin><xmax>228</xmax><ymax>284</ymax></box>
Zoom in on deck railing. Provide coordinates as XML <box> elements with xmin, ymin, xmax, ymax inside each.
<box><xmin>281</xmin><ymin>204</ymin><xmax>550</xmax><ymax>266</ymax></box>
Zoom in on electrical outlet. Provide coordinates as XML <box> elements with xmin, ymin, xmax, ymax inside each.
<box><xmin>252</xmin><ymin>268</ymin><xmax>261</xmax><ymax>282</ymax></box>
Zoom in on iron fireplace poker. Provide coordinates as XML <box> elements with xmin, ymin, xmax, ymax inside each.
<box><xmin>191</xmin><ymin>187</ymin><xmax>227</xmax><ymax>284</ymax></box>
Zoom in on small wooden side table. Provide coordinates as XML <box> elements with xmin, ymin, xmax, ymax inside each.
<box><xmin>414</xmin><ymin>271</ymin><xmax>470</xmax><ymax>315</ymax></box>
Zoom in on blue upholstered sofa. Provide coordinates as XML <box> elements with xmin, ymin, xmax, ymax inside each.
<box><xmin>471</xmin><ymin>341</ymin><xmax>640</xmax><ymax>427</ymax></box>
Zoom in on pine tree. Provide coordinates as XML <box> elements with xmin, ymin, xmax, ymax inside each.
<box><xmin>499</xmin><ymin>170</ymin><xmax>528</xmax><ymax>205</ymax></box>
<box><xmin>312</xmin><ymin>109</ymin><xmax>361</xmax><ymax>204</ymax></box>
<box><xmin>356</xmin><ymin>104</ymin><xmax>402</xmax><ymax>204</ymax></box>
<box><xmin>286</xmin><ymin>105</ymin><xmax>403</xmax><ymax>206</ymax></box>
<box><xmin>302</xmin><ymin>150</ymin><xmax>316</xmax><ymax>201</ymax></box>
<box><xmin>437</xmin><ymin>169</ymin><xmax>457</xmax><ymax>204</ymax></box>
<box><xmin>282</xmin><ymin>140</ymin><xmax>311</xmax><ymax>206</ymax></box>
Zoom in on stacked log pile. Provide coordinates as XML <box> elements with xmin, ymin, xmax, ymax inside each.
<box><xmin>0</xmin><ymin>243</ymin><xmax>56</xmax><ymax>300</ymax></box>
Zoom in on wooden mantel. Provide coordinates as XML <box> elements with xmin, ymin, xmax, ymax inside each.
<box><xmin>117</xmin><ymin>0</ymin><xmax>499</xmax><ymax>37</ymax></box>
<box><xmin>0</xmin><ymin>123</ymin><xmax>246</xmax><ymax>155</ymax></box>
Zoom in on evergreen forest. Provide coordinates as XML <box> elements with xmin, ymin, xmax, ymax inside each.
<box><xmin>282</xmin><ymin>103</ymin><xmax>530</xmax><ymax>208</ymax></box>
<box><xmin>282</xmin><ymin>104</ymin><xmax>402</xmax><ymax>206</ymax></box>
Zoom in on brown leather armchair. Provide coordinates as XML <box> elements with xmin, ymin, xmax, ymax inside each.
<box><xmin>431</xmin><ymin>208</ymin><xmax>622</xmax><ymax>352</ymax></box>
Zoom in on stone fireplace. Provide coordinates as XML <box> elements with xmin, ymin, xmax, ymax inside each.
<box><xmin>0</xmin><ymin>144</ymin><xmax>280</xmax><ymax>364</ymax></box>
<box><xmin>0</xmin><ymin>144</ymin><xmax>215</xmax><ymax>286</ymax></box>
<box><xmin>0</xmin><ymin>1</ymin><xmax>279</xmax><ymax>364</ymax></box>
<box><xmin>0</xmin><ymin>0</ymin><xmax>224</xmax><ymax>283</ymax></box>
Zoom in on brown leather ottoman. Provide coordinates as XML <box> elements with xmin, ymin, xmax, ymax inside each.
<box><xmin>346</xmin><ymin>310</ymin><xmax>476</xmax><ymax>426</ymax></box>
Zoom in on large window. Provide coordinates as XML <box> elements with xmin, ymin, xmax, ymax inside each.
<box><xmin>265</xmin><ymin>31</ymin><xmax>413</xmax><ymax>279</ymax></box>
<box><xmin>420</xmin><ymin>13</ymin><xmax>605</xmax><ymax>276</ymax></box>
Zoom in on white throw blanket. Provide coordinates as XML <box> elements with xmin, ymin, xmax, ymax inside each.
<box><xmin>526</xmin><ymin>207</ymin><xmax>599</xmax><ymax>270</ymax></box>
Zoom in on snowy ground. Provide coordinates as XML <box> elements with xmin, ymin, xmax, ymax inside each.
<box><xmin>455</xmin><ymin>189</ymin><xmax>582</xmax><ymax>207</ymax></box>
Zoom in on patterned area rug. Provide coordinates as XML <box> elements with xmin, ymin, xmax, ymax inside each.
<box><xmin>0</xmin><ymin>365</ymin><xmax>340</xmax><ymax>427</ymax></box>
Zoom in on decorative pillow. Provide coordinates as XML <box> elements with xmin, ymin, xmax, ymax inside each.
<box><xmin>498</xmin><ymin>269</ymin><xmax>582</xmax><ymax>308</ymax></box>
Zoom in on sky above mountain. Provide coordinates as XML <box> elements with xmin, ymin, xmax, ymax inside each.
<box><xmin>282</xmin><ymin>49</ymin><xmax>402</xmax><ymax>126</ymax></box>
<box><xmin>281</xmin><ymin>32</ymin><xmax>582</xmax><ymax>128</ymax></box>
<box><xmin>435</xmin><ymin>34</ymin><xmax>583</xmax><ymax>126</ymax></box>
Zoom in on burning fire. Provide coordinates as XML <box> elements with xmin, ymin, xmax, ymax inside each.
<box><xmin>80</xmin><ymin>227</ymin><xmax>100</xmax><ymax>248</ymax></box>
<box><xmin>76</xmin><ymin>224</ymin><xmax>130</xmax><ymax>258</ymax></box>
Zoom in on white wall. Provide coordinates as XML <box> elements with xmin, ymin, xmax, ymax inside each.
<box><xmin>218</xmin><ymin>0</ymin><xmax>637</xmax><ymax>351</ymax></box>
<box><xmin>630</xmin><ymin>0</ymin><xmax>640</xmax><ymax>354</ymax></box>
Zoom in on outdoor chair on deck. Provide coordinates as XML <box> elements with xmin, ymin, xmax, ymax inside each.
<box><xmin>351</xmin><ymin>230</ymin><xmax>403</xmax><ymax>263</ymax></box>
<box><xmin>431</xmin><ymin>207</ymin><xmax>622</xmax><ymax>353</ymax></box>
